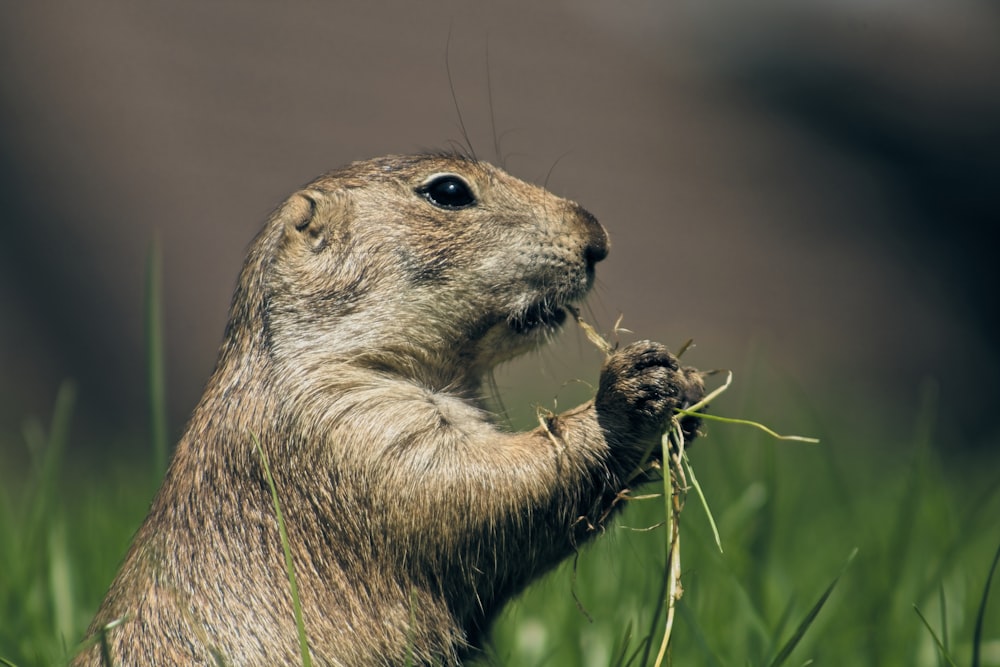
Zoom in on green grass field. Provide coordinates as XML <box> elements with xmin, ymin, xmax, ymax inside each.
<box><xmin>2</xmin><ymin>364</ymin><xmax>998</xmax><ymax>666</ymax></box>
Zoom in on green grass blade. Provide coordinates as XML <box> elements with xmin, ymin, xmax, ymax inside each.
<box><xmin>762</xmin><ymin>597</ymin><xmax>799</xmax><ymax>663</ymax></box>
<box><xmin>22</xmin><ymin>383</ymin><xmax>75</xmax><ymax>560</ymax></box>
<box><xmin>652</xmin><ymin>426</ymin><xmax>682</xmax><ymax>667</ymax></box>
<box><xmin>640</xmin><ymin>553</ymin><xmax>671</xmax><ymax>667</ymax></box>
<box><xmin>99</xmin><ymin>628</ymin><xmax>114</xmax><ymax>667</ymax></box>
<box><xmin>912</xmin><ymin>604</ymin><xmax>958</xmax><ymax>667</ymax></box>
<box><xmin>37</xmin><ymin>382</ymin><xmax>75</xmax><ymax>502</ymax></box>
<box><xmin>210</xmin><ymin>647</ymin><xmax>229</xmax><ymax>667</ymax></box>
<box><xmin>972</xmin><ymin>537</ymin><xmax>1000</xmax><ymax>667</ymax></box>
<box><xmin>887</xmin><ymin>381</ymin><xmax>938</xmax><ymax>609</ymax></box>
<box><xmin>96</xmin><ymin>618</ymin><xmax>127</xmax><ymax>667</ymax></box>
<box><xmin>622</xmin><ymin>638</ymin><xmax>652</xmax><ymax>667</ymax></box>
<box><xmin>0</xmin><ymin>657</ymin><xmax>20</xmax><ymax>667</ymax></box>
<box><xmin>916</xmin><ymin>478</ymin><xmax>1000</xmax><ymax>606</ymax></box>
<box><xmin>682</xmin><ymin>369</ymin><xmax>733</xmax><ymax>414</ymax></box>
<box><xmin>676</xmin><ymin>599</ymin><xmax>725</xmax><ymax>667</ymax></box>
<box><xmin>66</xmin><ymin>617</ymin><xmax>121</xmax><ymax>666</ymax></box>
<box><xmin>767</xmin><ymin>548</ymin><xmax>857</xmax><ymax>667</ymax></box>
<box><xmin>938</xmin><ymin>583</ymin><xmax>949</xmax><ymax>661</ymax></box>
<box><xmin>145</xmin><ymin>236</ymin><xmax>169</xmax><ymax>480</ymax></box>
<box><xmin>253</xmin><ymin>435</ymin><xmax>312</xmax><ymax>667</ymax></box>
<box><xmin>0</xmin><ymin>485</ymin><xmax>12</xmax><ymax>593</ymax></box>
<box><xmin>682</xmin><ymin>451</ymin><xmax>722</xmax><ymax>553</ymax></box>
<box><xmin>609</xmin><ymin>620</ymin><xmax>633</xmax><ymax>667</ymax></box>
<box><xmin>405</xmin><ymin>588</ymin><xmax>417</xmax><ymax>667</ymax></box>
<box><xmin>674</xmin><ymin>410</ymin><xmax>819</xmax><ymax>443</ymax></box>
<box><xmin>48</xmin><ymin>518</ymin><xmax>75</xmax><ymax>648</ymax></box>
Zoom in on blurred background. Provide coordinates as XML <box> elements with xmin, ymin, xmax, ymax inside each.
<box><xmin>1</xmin><ymin>0</ymin><xmax>997</xmax><ymax>455</ymax></box>
<box><xmin>3</xmin><ymin>2</ymin><xmax>1000</xmax><ymax>664</ymax></box>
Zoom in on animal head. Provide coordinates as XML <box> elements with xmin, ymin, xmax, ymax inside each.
<box><xmin>227</xmin><ymin>154</ymin><xmax>608</xmax><ymax>391</ymax></box>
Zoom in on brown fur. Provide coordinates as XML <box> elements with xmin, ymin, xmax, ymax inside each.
<box><xmin>74</xmin><ymin>154</ymin><xmax>704</xmax><ymax>666</ymax></box>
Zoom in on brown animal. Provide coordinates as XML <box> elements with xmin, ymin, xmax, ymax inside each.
<box><xmin>74</xmin><ymin>154</ymin><xmax>704</xmax><ymax>666</ymax></box>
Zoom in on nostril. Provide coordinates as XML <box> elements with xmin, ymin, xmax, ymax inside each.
<box><xmin>584</xmin><ymin>239</ymin><xmax>608</xmax><ymax>266</ymax></box>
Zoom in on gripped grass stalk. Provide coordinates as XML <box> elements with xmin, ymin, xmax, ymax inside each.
<box><xmin>652</xmin><ymin>421</ymin><xmax>686</xmax><ymax>667</ymax></box>
<box><xmin>569</xmin><ymin>306</ymin><xmax>829</xmax><ymax>665</ymax></box>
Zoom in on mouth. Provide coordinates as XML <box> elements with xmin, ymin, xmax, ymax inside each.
<box><xmin>508</xmin><ymin>301</ymin><xmax>569</xmax><ymax>335</ymax></box>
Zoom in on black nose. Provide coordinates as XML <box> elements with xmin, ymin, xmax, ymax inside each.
<box><xmin>585</xmin><ymin>237</ymin><xmax>608</xmax><ymax>265</ymax></box>
<box><xmin>576</xmin><ymin>206</ymin><xmax>609</xmax><ymax>266</ymax></box>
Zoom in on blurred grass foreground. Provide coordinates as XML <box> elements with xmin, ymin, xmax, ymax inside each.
<box><xmin>1</xmin><ymin>372</ymin><xmax>999</xmax><ymax>665</ymax></box>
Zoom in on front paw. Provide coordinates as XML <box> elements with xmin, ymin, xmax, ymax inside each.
<box><xmin>595</xmin><ymin>341</ymin><xmax>704</xmax><ymax>445</ymax></box>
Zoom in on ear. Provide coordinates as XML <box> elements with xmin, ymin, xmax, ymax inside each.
<box><xmin>280</xmin><ymin>188</ymin><xmax>350</xmax><ymax>252</ymax></box>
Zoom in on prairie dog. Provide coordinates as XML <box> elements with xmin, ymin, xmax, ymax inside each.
<box><xmin>75</xmin><ymin>154</ymin><xmax>704</xmax><ymax>665</ymax></box>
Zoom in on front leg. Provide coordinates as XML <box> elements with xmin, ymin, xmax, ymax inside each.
<box><xmin>365</xmin><ymin>339</ymin><xmax>704</xmax><ymax>585</ymax></box>
<box><xmin>307</xmin><ymin>343</ymin><xmax>704</xmax><ymax>661</ymax></box>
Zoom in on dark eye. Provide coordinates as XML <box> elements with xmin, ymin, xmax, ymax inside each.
<box><xmin>417</xmin><ymin>174</ymin><xmax>477</xmax><ymax>209</ymax></box>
